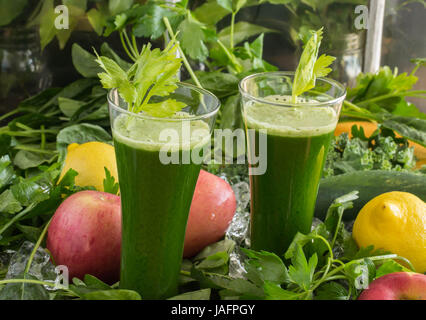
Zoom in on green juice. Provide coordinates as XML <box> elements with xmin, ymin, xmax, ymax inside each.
<box><xmin>113</xmin><ymin>114</ymin><xmax>210</xmax><ymax>299</ymax></box>
<box><xmin>244</xmin><ymin>99</ymin><xmax>337</xmax><ymax>255</ymax></box>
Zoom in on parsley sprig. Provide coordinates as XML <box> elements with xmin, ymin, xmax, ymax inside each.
<box><xmin>182</xmin><ymin>191</ymin><xmax>415</xmax><ymax>300</ymax></box>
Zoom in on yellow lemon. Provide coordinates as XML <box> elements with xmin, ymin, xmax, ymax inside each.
<box><xmin>353</xmin><ymin>191</ymin><xmax>426</xmax><ymax>273</ymax></box>
<box><xmin>58</xmin><ymin>142</ymin><xmax>118</xmax><ymax>192</ymax></box>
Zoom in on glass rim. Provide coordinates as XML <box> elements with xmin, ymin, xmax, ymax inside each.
<box><xmin>107</xmin><ymin>82</ymin><xmax>221</xmax><ymax>122</ymax></box>
<box><xmin>238</xmin><ymin>71</ymin><xmax>347</xmax><ymax>107</ymax></box>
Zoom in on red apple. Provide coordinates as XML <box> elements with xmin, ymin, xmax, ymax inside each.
<box><xmin>183</xmin><ymin>170</ymin><xmax>237</xmax><ymax>258</ymax></box>
<box><xmin>47</xmin><ymin>190</ymin><xmax>121</xmax><ymax>284</ymax></box>
<box><xmin>358</xmin><ymin>272</ymin><xmax>426</xmax><ymax>300</ymax></box>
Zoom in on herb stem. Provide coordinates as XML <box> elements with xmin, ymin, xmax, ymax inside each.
<box><xmin>15</xmin><ymin>122</ymin><xmax>34</xmax><ymax>131</ymax></box>
<box><xmin>0</xmin><ymin>109</ymin><xmax>20</xmax><ymax>122</ymax></box>
<box><xmin>340</xmin><ymin>108</ymin><xmax>381</xmax><ymax>122</ymax></box>
<box><xmin>0</xmin><ymin>278</ymin><xmax>56</xmax><ymax>288</ymax></box>
<box><xmin>357</xmin><ymin>90</ymin><xmax>426</xmax><ymax>106</ymax></box>
<box><xmin>180</xmin><ymin>270</ymin><xmax>191</xmax><ymax>277</ymax></box>
<box><xmin>0</xmin><ymin>203</ymin><xmax>37</xmax><ymax>236</ymax></box>
<box><xmin>132</xmin><ymin>34</ymin><xmax>139</xmax><ymax>56</ymax></box>
<box><xmin>315</xmin><ymin>234</ymin><xmax>334</xmax><ymax>261</ymax></box>
<box><xmin>120</xmin><ymin>31</ymin><xmax>136</xmax><ymax>62</ymax></box>
<box><xmin>24</xmin><ymin>219</ymin><xmax>52</xmax><ymax>274</ymax></box>
<box><xmin>40</xmin><ymin>125</ymin><xmax>46</xmax><ymax>150</ymax></box>
<box><xmin>0</xmin><ymin>129</ymin><xmax>58</xmax><ymax>137</ymax></box>
<box><xmin>163</xmin><ymin>17</ymin><xmax>203</xmax><ymax>89</ymax></box>
<box><xmin>216</xmin><ymin>39</ymin><xmax>243</xmax><ymax>73</ymax></box>
<box><xmin>230</xmin><ymin>12</ymin><xmax>236</xmax><ymax>49</ymax></box>
<box><xmin>14</xmin><ymin>145</ymin><xmax>57</xmax><ymax>155</ymax></box>
<box><xmin>123</xmin><ymin>29</ymin><xmax>139</xmax><ymax>59</ymax></box>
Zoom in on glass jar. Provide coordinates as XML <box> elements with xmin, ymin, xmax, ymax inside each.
<box><xmin>0</xmin><ymin>26</ymin><xmax>51</xmax><ymax>115</ymax></box>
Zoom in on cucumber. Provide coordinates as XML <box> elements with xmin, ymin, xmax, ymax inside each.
<box><xmin>315</xmin><ymin>170</ymin><xmax>426</xmax><ymax>221</ymax></box>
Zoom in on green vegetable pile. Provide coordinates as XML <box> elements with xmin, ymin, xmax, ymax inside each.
<box><xmin>324</xmin><ymin>125</ymin><xmax>417</xmax><ymax>177</ymax></box>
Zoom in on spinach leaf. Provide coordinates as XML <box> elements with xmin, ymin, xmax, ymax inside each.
<box><xmin>13</xmin><ymin>150</ymin><xmax>56</xmax><ymax>170</ymax></box>
<box><xmin>168</xmin><ymin>288</ymin><xmax>211</xmax><ymax>300</ymax></box>
<box><xmin>381</xmin><ymin>115</ymin><xmax>426</xmax><ymax>147</ymax></box>
<box><xmin>0</xmin><ymin>156</ymin><xmax>15</xmax><ymax>191</ymax></box>
<box><xmin>81</xmin><ymin>289</ymin><xmax>141</xmax><ymax>300</ymax></box>
<box><xmin>56</xmin><ymin>123</ymin><xmax>112</xmax><ymax>161</ymax></box>
<box><xmin>72</xmin><ymin>44</ymin><xmax>103</xmax><ymax>78</ymax></box>
<box><xmin>0</xmin><ymin>0</ymin><xmax>28</xmax><ymax>26</ymax></box>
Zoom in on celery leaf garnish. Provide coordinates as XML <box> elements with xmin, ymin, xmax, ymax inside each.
<box><xmin>95</xmin><ymin>39</ymin><xmax>184</xmax><ymax>118</ymax></box>
<box><xmin>292</xmin><ymin>28</ymin><xmax>336</xmax><ymax>103</ymax></box>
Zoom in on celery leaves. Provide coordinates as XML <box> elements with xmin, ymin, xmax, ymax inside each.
<box><xmin>95</xmin><ymin>40</ymin><xmax>184</xmax><ymax>117</ymax></box>
<box><xmin>292</xmin><ymin>28</ymin><xmax>335</xmax><ymax>103</ymax></box>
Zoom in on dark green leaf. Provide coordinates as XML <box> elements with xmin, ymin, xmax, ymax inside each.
<box><xmin>242</xmin><ymin>248</ymin><xmax>289</xmax><ymax>286</ymax></box>
<box><xmin>381</xmin><ymin>115</ymin><xmax>426</xmax><ymax>147</ymax></box>
<box><xmin>314</xmin><ymin>282</ymin><xmax>349</xmax><ymax>300</ymax></box>
<box><xmin>0</xmin><ymin>155</ymin><xmax>15</xmax><ymax>190</ymax></box>
<box><xmin>13</xmin><ymin>150</ymin><xmax>55</xmax><ymax>170</ymax></box>
<box><xmin>108</xmin><ymin>0</ymin><xmax>133</xmax><ymax>16</ymax></box>
<box><xmin>10</xmin><ymin>179</ymin><xmax>49</xmax><ymax>207</ymax></box>
<box><xmin>0</xmin><ymin>190</ymin><xmax>22</xmax><ymax>214</ymax></box>
<box><xmin>56</xmin><ymin>123</ymin><xmax>112</xmax><ymax>161</ymax></box>
<box><xmin>72</xmin><ymin>44</ymin><xmax>103</xmax><ymax>78</ymax></box>
<box><xmin>192</xmin><ymin>71</ymin><xmax>239</xmax><ymax>98</ymax></box>
<box><xmin>168</xmin><ymin>288</ymin><xmax>211</xmax><ymax>300</ymax></box>
<box><xmin>132</xmin><ymin>3</ymin><xmax>181</xmax><ymax>40</ymax></box>
<box><xmin>218</xmin><ymin>22</ymin><xmax>276</xmax><ymax>48</ymax></box>
<box><xmin>0</xmin><ymin>0</ymin><xmax>28</xmax><ymax>26</ymax></box>
<box><xmin>58</xmin><ymin>97</ymin><xmax>86</xmax><ymax>117</ymax></box>
<box><xmin>82</xmin><ymin>274</ymin><xmax>112</xmax><ymax>290</ymax></box>
<box><xmin>81</xmin><ymin>289</ymin><xmax>141</xmax><ymax>300</ymax></box>
<box><xmin>263</xmin><ymin>281</ymin><xmax>300</xmax><ymax>300</ymax></box>
<box><xmin>177</xmin><ymin>15</ymin><xmax>209</xmax><ymax>61</ymax></box>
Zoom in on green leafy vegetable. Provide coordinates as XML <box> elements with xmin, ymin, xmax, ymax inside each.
<box><xmin>182</xmin><ymin>191</ymin><xmax>416</xmax><ymax>300</ymax></box>
<box><xmin>324</xmin><ymin>124</ymin><xmax>417</xmax><ymax>177</ymax></box>
<box><xmin>103</xmin><ymin>167</ymin><xmax>119</xmax><ymax>195</ymax></box>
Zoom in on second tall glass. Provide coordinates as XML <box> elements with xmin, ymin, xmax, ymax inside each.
<box><xmin>108</xmin><ymin>83</ymin><xmax>220</xmax><ymax>299</ymax></box>
<box><xmin>239</xmin><ymin>72</ymin><xmax>346</xmax><ymax>255</ymax></box>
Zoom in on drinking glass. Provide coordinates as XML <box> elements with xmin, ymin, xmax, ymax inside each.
<box><xmin>239</xmin><ymin>71</ymin><xmax>346</xmax><ymax>255</ymax></box>
<box><xmin>108</xmin><ymin>83</ymin><xmax>220</xmax><ymax>299</ymax></box>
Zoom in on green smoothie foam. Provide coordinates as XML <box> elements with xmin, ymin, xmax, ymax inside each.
<box><xmin>244</xmin><ymin>95</ymin><xmax>338</xmax><ymax>137</ymax></box>
<box><xmin>113</xmin><ymin>112</ymin><xmax>211</xmax><ymax>152</ymax></box>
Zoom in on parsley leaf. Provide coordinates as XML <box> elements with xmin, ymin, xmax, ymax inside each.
<box><xmin>292</xmin><ymin>28</ymin><xmax>335</xmax><ymax>103</ymax></box>
<box><xmin>177</xmin><ymin>13</ymin><xmax>210</xmax><ymax>61</ymax></box>
<box><xmin>103</xmin><ymin>167</ymin><xmax>119</xmax><ymax>195</ymax></box>
<box><xmin>287</xmin><ymin>244</ymin><xmax>318</xmax><ymax>291</ymax></box>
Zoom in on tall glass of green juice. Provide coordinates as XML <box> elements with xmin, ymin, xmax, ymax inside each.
<box><xmin>108</xmin><ymin>83</ymin><xmax>220</xmax><ymax>299</ymax></box>
<box><xmin>239</xmin><ymin>72</ymin><xmax>346</xmax><ymax>255</ymax></box>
